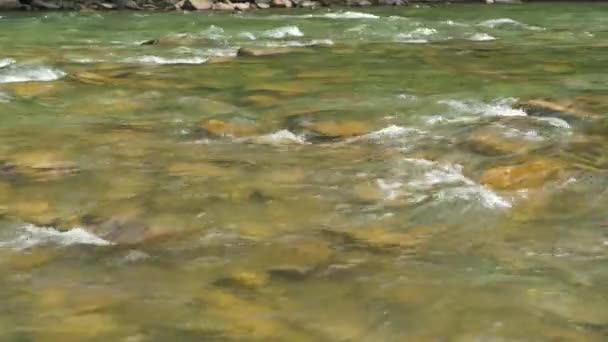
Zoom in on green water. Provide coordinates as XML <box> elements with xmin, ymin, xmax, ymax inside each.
<box><xmin>1</xmin><ymin>4</ymin><xmax>608</xmax><ymax>341</ymax></box>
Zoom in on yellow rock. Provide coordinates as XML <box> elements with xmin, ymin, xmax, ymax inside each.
<box><xmin>8</xmin><ymin>81</ymin><xmax>65</xmax><ymax>97</ymax></box>
<box><xmin>305</xmin><ymin>120</ymin><xmax>370</xmax><ymax>138</ymax></box>
<box><xmin>71</xmin><ymin>71</ymin><xmax>116</xmax><ymax>85</ymax></box>
<box><xmin>201</xmin><ymin>119</ymin><xmax>258</xmax><ymax>137</ymax></box>
<box><xmin>480</xmin><ymin>159</ymin><xmax>564</xmax><ymax>190</ymax></box>
<box><xmin>11</xmin><ymin>200</ymin><xmax>57</xmax><ymax>226</ymax></box>
<box><xmin>197</xmin><ymin>289</ymin><xmax>291</xmax><ymax>339</ymax></box>
<box><xmin>216</xmin><ymin>271</ymin><xmax>269</xmax><ymax>289</ymax></box>
<box><xmin>520</xmin><ymin>98</ymin><xmax>597</xmax><ymax>119</ymax></box>
<box><xmin>465</xmin><ymin>128</ymin><xmax>529</xmax><ymax>156</ymax></box>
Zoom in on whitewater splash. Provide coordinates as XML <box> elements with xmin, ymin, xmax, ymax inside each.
<box><xmin>0</xmin><ymin>91</ymin><xmax>11</xmax><ymax>103</ymax></box>
<box><xmin>264</xmin><ymin>39</ymin><xmax>334</xmax><ymax>48</ymax></box>
<box><xmin>245</xmin><ymin>130</ymin><xmax>308</xmax><ymax>145</ymax></box>
<box><xmin>395</xmin><ymin>28</ymin><xmax>438</xmax><ymax>44</ymax></box>
<box><xmin>0</xmin><ymin>224</ymin><xmax>113</xmax><ymax>250</ymax></box>
<box><xmin>468</xmin><ymin>33</ymin><xmax>496</xmax><ymax>41</ymax></box>
<box><xmin>322</xmin><ymin>11</ymin><xmax>379</xmax><ymax>19</ymax></box>
<box><xmin>438</xmin><ymin>98</ymin><xmax>527</xmax><ymax>118</ymax></box>
<box><xmin>0</xmin><ymin>65</ymin><xmax>66</xmax><ymax>84</ymax></box>
<box><xmin>125</xmin><ymin>55</ymin><xmax>208</xmax><ymax>65</ymax></box>
<box><xmin>386</xmin><ymin>158</ymin><xmax>511</xmax><ymax>209</ymax></box>
<box><xmin>478</xmin><ymin>18</ymin><xmax>544</xmax><ymax>31</ymax></box>
<box><xmin>263</xmin><ymin>26</ymin><xmax>304</xmax><ymax>39</ymax></box>
<box><xmin>0</xmin><ymin>58</ymin><xmax>16</xmax><ymax>69</ymax></box>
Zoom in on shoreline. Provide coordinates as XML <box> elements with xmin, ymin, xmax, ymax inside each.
<box><xmin>0</xmin><ymin>0</ymin><xmax>525</xmax><ymax>12</ymax></box>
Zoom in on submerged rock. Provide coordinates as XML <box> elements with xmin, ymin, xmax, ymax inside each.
<box><xmin>285</xmin><ymin>115</ymin><xmax>370</xmax><ymax>142</ymax></box>
<box><xmin>236</xmin><ymin>47</ymin><xmax>294</xmax><ymax>57</ymax></box>
<box><xmin>519</xmin><ymin>98</ymin><xmax>598</xmax><ymax>123</ymax></box>
<box><xmin>480</xmin><ymin>159</ymin><xmax>565</xmax><ymax>190</ymax></box>
<box><xmin>322</xmin><ymin>226</ymin><xmax>431</xmax><ymax>253</ymax></box>
<box><xmin>8</xmin><ymin>150</ymin><xmax>78</xmax><ymax>181</ymax></box>
<box><xmin>214</xmin><ymin>271</ymin><xmax>269</xmax><ymax>289</ymax></box>
<box><xmin>464</xmin><ymin>127</ymin><xmax>530</xmax><ymax>156</ymax></box>
<box><xmin>200</xmin><ymin>119</ymin><xmax>259</xmax><ymax>138</ymax></box>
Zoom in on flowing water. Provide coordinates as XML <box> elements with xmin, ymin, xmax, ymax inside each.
<box><xmin>1</xmin><ymin>3</ymin><xmax>608</xmax><ymax>341</ymax></box>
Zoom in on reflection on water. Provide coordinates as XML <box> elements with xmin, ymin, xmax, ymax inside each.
<box><xmin>1</xmin><ymin>4</ymin><xmax>608</xmax><ymax>341</ymax></box>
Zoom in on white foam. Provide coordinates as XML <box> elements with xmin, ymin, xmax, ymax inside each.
<box><xmin>0</xmin><ymin>66</ymin><xmax>66</xmax><ymax>84</ymax></box>
<box><xmin>469</xmin><ymin>33</ymin><xmax>496</xmax><ymax>41</ymax></box>
<box><xmin>439</xmin><ymin>98</ymin><xmax>527</xmax><ymax>117</ymax></box>
<box><xmin>200</xmin><ymin>25</ymin><xmax>226</xmax><ymax>40</ymax></box>
<box><xmin>436</xmin><ymin>185</ymin><xmax>511</xmax><ymax>209</ymax></box>
<box><xmin>533</xmin><ymin>116</ymin><xmax>571</xmax><ymax>129</ymax></box>
<box><xmin>0</xmin><ymin>91</ymin><xmax>11</xmax><ymax>103</ymax></box>
<box><xmin>0</xmin><ymin>224</ymin><xmax>113</xmax><ymax>250</ymax></box>
<box><xmin>125</xmin><ymin>55</ymin><xmax>208</xmax><ymax>65</ymax></box>
<box><xmin>264</xmin><ymin>39</ymin><xmax>334</xmax><ymax>47</ymax></box>
<box><xmin>397</xmin><ymin>94</ymin><xmax>418</xmax><ymax>102</ymax></box>
<box><xmin>377</xmin><ymin>179</ymin><xmax>404</xmax><ymax>200</ymax></box>
<box><xmin>247</xmin><ymin>130</ymin><xmax>308</xmax><ymax>145</ymax></box>
<box><xmin>478</xmin><ymin>18</ymin><xmax>544</xmax><ymax>31</ymax></box>
<box><xmin>263</xmin><ymin>26</ymin><xmax>304</xmax><ymax>39</ymax></box>
<box><xmin>403</xmin><ymin>158</ymin><xmax>511</xmax><ymax>209</ymax></box>
<box><xmin>359</xmin><ymin>125</ymin><xmax>426</xmax><ymax>141</ymax></box>
<box><xmin>238</xmin><ymin>32</ymin><xmax>257</xmax><ymax>40</ymax></box>
<box><xmin>0</xmin><ymin>58</ymin><xmax>16</xmax><ymax>68</ymax></box>
<box><xmin>323</xmin><ymin>11</ymin><xmax>379</xmax><ymax>19</ymax></box>
<box><xmin>396</xmin><ymin>28</ymin><xmax>437</xmax><ymax>44</ymax></box>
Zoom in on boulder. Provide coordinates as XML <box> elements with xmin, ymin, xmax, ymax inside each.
<box><xmin>212</xmin><ymin>1</ymin><xmax>235</xmax><ymax>10</ymax></box>
<box><xmin>347</xmin><ymin>0</ymin><xmax>371</xmax><ymax>6</ymax></box>
<box><xmin>377</xmin><ymin>0</ymin><xmax>406</xmax><ymax>5</ymax></box>
<box><xmin>271</xmin><ymin>0</ymin><xmax>292</xmax><ymax>7</ymax></box>
<box><xmin>179</xmin><ymin>0</ymin><xmax>213</xmax><ymax>10</ymax></box>
<box><xmin>0</xmin><ymin>0</ymin><xmax>21</xmax><ymax>10</ymax></box>
<box><xmin>255</xmin><ymin>2</ymin><xmax>269</xmax><ymax>8</ymax></box>
<box><xmin>298</xmin><ymin>0</ymin><xmax>317</xmax><ymax>7</ymax></box>
<box><xmin>480</xmin><ymin>159</ymin><xmax>565</xmax><ymax>190</ymax></box>
<box><xmin>31</xmin><ymin>0</ymin><xmax>61</xmax><ymax>9</ymax></box>
<box><xmin>232</xmin><ymin>1</ymin><xmax>249</xmax><ymax>9</ymax></box>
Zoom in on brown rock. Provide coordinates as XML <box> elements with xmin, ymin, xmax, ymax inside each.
<box><xmin>212</xmin><ymin>1</ymin><xmax>235</xmax><ymax>10</ymax></box>
<box><xmin>519</xmin><ymin>98</ymin><xmax>598</xmax><ymax>121</ymax></box>
<box><xmin>304</xmin><ymin>120</ymin><xmax>370</xmax><ymax>138</ymax></box>
<box><xmin>465</xmin><ymin>128</ymin><xmax>529</xmax><ymax>156</ymax></box>
<box><xmin>271</xmin><ymin>0</ymin><xmax>292</xmax><ymax>7</ymax></box>
<box><xmin>180</xmin><ymin>0</ymin><xmax>213</xmax><ymax>10</ymax></box>
<box><xmin>214</xmin><ymin>271</ymin><xmax>269</xmax><ymax>289</ymax></box>
<box><xmin>480</xmin><ymin>159</ymin><xmax>565</xmax><ymax>190</ymax></box>
<box><xmin>0</xmin><ymin>0</ymin><xmax>21</xmax><ymax>10</ymax></box>
<box><xmin>200</xmin><ymin>119</ymin><xmax>258</xmax><ymax>137</ymax></box>
<box><xmin>236</xmin><ymin>47</ymin><xmax>294</xmax><ymax>57</ymax></box>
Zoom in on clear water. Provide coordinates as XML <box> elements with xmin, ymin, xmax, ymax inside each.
<box><xmin>1</xmin><ymin>4</ymin><xmax>608</xmax><ymax>341</ymax></box>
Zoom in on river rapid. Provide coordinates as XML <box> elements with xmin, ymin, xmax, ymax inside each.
<box><xmin>1</xmin><ymin>3</ymin><xmax>608</xmax><ymax>341</ymax></box>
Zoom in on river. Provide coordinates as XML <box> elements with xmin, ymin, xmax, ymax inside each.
<box><xmin>1</xmin><ymin>3</ymin><xmax>608</xmax><ymax>341</ymax></box>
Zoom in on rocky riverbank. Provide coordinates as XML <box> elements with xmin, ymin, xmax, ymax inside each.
<box><xmin>0</xmin><ymin>0</ymin><xmax>519</xmax><ymax>12</ymax></box>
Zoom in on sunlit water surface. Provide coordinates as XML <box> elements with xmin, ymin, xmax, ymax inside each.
<box><xmin>1</xmin><ymin>4</ymin><xmax>608</xmax><ymax>341</ymax></box>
